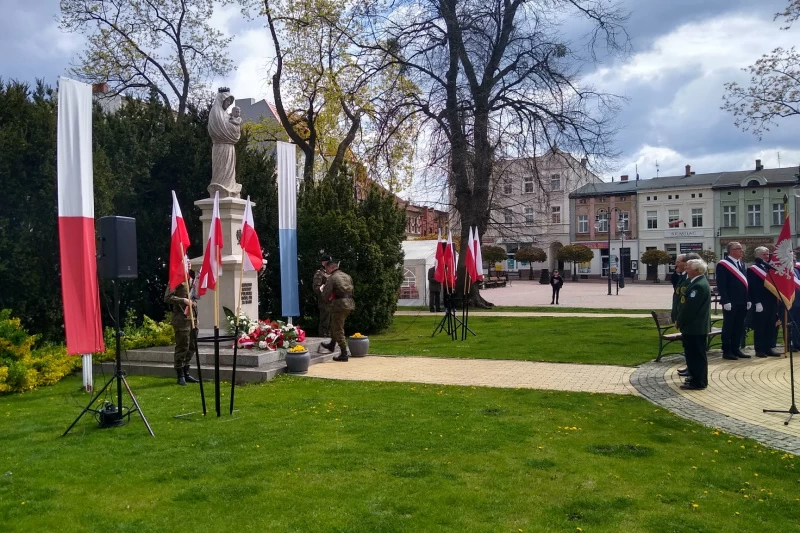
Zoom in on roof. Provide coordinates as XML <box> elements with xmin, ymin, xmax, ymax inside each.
<box><xmin>402</xmin><ymin>240</ymin><xmax>438</xmax><ymax>262</ymax></box>
<box><xmin>571</xmin><ymin>166</ymin><xmax>799</xmax><ymax>197</ymax></box>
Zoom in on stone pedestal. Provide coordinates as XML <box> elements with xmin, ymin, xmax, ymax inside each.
<box><xmin>193</xmin><ymin>197</ymin><xmax>259</xmax><ymax>331</ymax></box>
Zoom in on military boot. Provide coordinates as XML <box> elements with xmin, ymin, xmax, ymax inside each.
<box><xmin>333</xmin><ymin>348</ymin><xmax>349</xmax><ymax>362</ymax></box>
<box><xmin>176</xmin><ymin>369</ymin><xmax>186</xmax><ymax>386</ymax></box>
<box><xmin>183</xmin><ymin>366</ymin><xmax>200</xmax><ymax>383</ymax></box>
<box><xmin>317</xmin><ymin>340</ymin><xmax>336</xmax><ymax>353</ymax></box>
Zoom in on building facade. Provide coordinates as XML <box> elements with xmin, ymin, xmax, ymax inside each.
<box><xmin>480</xmin><ymin>149</ymin><xmax>602</xmax><ymax>273</ymax></box>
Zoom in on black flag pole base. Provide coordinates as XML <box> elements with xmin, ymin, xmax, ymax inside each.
<box><xmin>195</xmin><ymin>329</ymin><xmax>237</xmax><ymax>418</ymax></box>
<box><xmin>63</xmin><ymin>370</ymin><xmax>154</xmax><ymax>437</ymax></box>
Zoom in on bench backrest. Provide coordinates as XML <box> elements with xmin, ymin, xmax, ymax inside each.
<box><xmin>651</xmin><ymin>311</ymin><xmax>674</xmax><ymax>332</ymax></box>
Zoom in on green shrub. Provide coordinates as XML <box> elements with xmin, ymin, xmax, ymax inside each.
<box><xmin>0</xmin><ymin>309</ymin><xmax>79</xmax><ymax>394</ymax></box>
<box><xmin>98</xmin><ymin>309</ymin><xmax>175</xmax><ymax>361</ymax></box>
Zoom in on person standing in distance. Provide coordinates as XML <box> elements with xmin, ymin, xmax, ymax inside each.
<box><xmin>428</xmin><ymin>262</ymin><xmax>442</xmax><ymax>312</ymax></box>
<box><xmin>164</xmin><ymin>267</ymin><xmax>200</xmax><ymax>386</ymax></box>
<box><xmin>313</xmin><ymin>255</ymin><xmax>332</xmax><ymax>336</ymax></box>
<box><xmin>550</xmin><ymin>269</ymin><xmax>564</xmax><ymax>305</ymax></box>
<box><xmin>748</xmin><ymin>246</ymin><xmax>781</xmax><ymax>357</ymax></box>
<box><xmin>716</xmin><ymin>242</ymin><xmax>751</xmax><ymax>360</ymax></box>
<box><xmin>676</xmin><ymin>259</ymin><xmax>712</xmax><ymax>390</ymax></box>
<box><xmin>319</xmin><ymin>260</ymin><xmax>355</xmax><ymax>362</ymax></box>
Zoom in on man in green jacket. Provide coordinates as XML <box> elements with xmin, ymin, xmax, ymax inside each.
<box><xmin>312</xmin><ymin>255</ymin><xmax>332</xmax><ymax>336</ymax></box>
<box><xmin>164</xmin><ymin>268</ymin><xmax>200</xmax><ymax>386</ymax></box>
<box><xmin>676</xmin><ymin>259</ymin><xmax>712</xmax><ymax>390</ymax></box>
<box><xmin>319</xmin><ymin>260</ymin><xmax>355</xmax><ymax>362</ymax></box>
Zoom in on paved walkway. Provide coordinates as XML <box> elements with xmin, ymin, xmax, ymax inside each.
<box><xmin>307</xmin><ymin>351</ymin><xmax>800</xmax><ymax>454</ymax></box>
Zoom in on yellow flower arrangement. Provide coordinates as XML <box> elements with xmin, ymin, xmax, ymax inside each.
<box><xmin>287</xmin><ymin>344</ymin><xmax>307</xmax><ymax>353</ymax></box>
<box><xmin>351</xmin><ymin>332</ymin><xmax>366</xmax><ymax>338</ymax></box>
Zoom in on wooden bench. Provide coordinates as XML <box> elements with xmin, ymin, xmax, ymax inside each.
<box><xmin>480</xmin><ymin>279</ymin><xmax>507</xmax><ymax>289</ymax></box>
<box><xmin>651</xmin><ymin>311</ymin><xmax>723</xmax><ymax>362</ymax></box>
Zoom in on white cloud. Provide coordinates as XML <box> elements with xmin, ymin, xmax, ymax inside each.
<box><xmin>588</xmin><ymin>13</ymin><xmax>798</xmax><ymax>89</ymax></box>
<box><xmin>226</xmin><ymin>28</ymin><xmax>274</xmax><ymax>100</ymax></box>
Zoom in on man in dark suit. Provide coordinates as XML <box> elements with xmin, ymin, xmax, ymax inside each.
<box><xmin>748</xmin><ymin>246</ymin><xmax>781</xmax><ymax>357</ymax></box>
<box><xmin>716</xmin><ymin>242</ymin><xmax>751</xmax><ymax>360</ymax></box>
<box><xmin>676</xmin><ymin>259</ymin><xmax>712</xmax><ymax>390</ymax></box>
<box><xmin>428</xmin><ymin>264</ymin><xmax>442</xmax><ymax>312</ymax></box>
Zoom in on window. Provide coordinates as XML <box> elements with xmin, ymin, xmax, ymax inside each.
<box><xmin>579</xmin><ymin>199</ymin><xmax>587</xmax><ymax>204</ymax></box>
<box><xmin>747</xmin><ymin>204</ymin><xmax>761</xmax><ymax>226</ymax></box>
<box><xmin>646</xmin><ymin>196</ymin><xmax>650</xmax><ymax>201</ymax></box>
<box><xmin>647</xmin><ymin>211</ymin><xmax>658</xmax><ymax>229</ymax></box>
<box><xmin>525</xmin><ymin>207</ymin><xmax>534</xmax><ymax>226</ymax></box>
<box><xmin>503</xmin><ymin>180</ymin><xmax>512</xmax><ymax>194</ymax></box>
<box><xmin>401</xmin><ymin>268</ymin><xmax>416</xmax><ymax>288</ymax></box>
<box><xmin>504</xmin><ymin>209</ymin><xmax>514</xmax><ymax>224</ymax></box>
<box><xmin>595</xmin><ymin>212</ymin><xmax>609</xmax><ymax>233</ymax></box>
<box><xmin>654</xmin><ymin>196</ymin><xmax>658</xmax><ymax>201</ymax></box>
<box><xmin>523</xmin><ymin>175</ymin><xmax>534</xmax><ymax>193</ymax></box>
<box><xmin>675</xmin><ymin>195</ymin><xmax>679</xmax><ymax>199</ymax></box>
<box><xmin>617</xmin><ymin>211</ymin><xmax>629</xmax><ymax>232</ymax></box>
<box><xmin>578</xmin><ymin>215</ymin><xmax>588</xmax><ymax>233</ymax></box>
<box><xmin>668</xmin><ymin>209</ymin><xmax>680</xmax><ymax>225</ymax></box>
<box><xmin>691</xmin><ymin>193</ymin><xmax>695</xmax><ymax>198</ymax></box>
<box><xmin>699</xmin><ymin>193</ymin><xmax>702</xmax><ymax>197</ymax></box>
<box><xmin>550</xmin><ymin>174</ymin><xmax>561</xmax><ymax>190</ymax></box>
<box><xmin>551</xmin><ymin>206</ymin><xmax>561</xmax><ymax>224</ymax></box>
<box><xmin>618</xmin><ymin>196</ymin><xmax>627</xmax><ymax>201</ymax></box>
<box><xmin>668</xmin><ymin>195</ymin><xmax>672</xmax><ymax>200</ymax></box>
<box><xmin>691</xmin><ymin>208</ymin><xmax>703</xmax><ymax>228</ymax></box>
<box><xmin>773</xmin><ymin>203</ymin><xmax>785</xmax><ymax>225</ymax></box>
<box><xmin>723</xmin><ymin>205</ymin><xmax>737</xmax><ymax>227</ymax></box>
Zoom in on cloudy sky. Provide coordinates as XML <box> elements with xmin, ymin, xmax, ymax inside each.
<box><xmin>2</xmin><ymin>0</ymin><xmax>799</xmax><ymax>191</ymax></box>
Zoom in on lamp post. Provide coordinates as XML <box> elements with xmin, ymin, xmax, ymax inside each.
<box><xmin>596</xmin><ymin>207</ymin><xmax>621</xmax><ymax>296</ymax></box>
<box><xmin>617</xmin><ymin>221</ymin><xmax>626</xmax><ymax>289</ymax></box>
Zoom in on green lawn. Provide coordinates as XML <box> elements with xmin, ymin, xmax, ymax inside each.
<box><xmin>373</xmin><ymin>316</ymin><xmax>660</xmax><ymax>366</ymax></box>
<box><xmin>400</xmin><ymin>305</ymin><xmax>658</xmax><ymax>314</ymax></box>
<box><xmin>1</xmin><ymin>376</ymin><xmax>797</xmax><ymax>532</ymax></box>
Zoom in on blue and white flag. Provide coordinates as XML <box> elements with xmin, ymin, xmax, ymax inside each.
<box><xmin>277</xmin><ymin>141</ymin><xmax>299</xmax><ymax>317</ymax></box>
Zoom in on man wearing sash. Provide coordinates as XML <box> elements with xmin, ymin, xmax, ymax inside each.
<box><xmin>748</xmin><ymin>246</ymin><xmax>781</xmax><ymax>357</ymax></box>
<box><xmin>716</xmin><ymin>242</ymin><xmax>751</xmax><ymax>360</ymax></box>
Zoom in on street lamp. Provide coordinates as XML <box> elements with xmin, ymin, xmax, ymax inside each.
<box><xmin>596</xmin><ymin>207</ymin><xmax>622</xmax><ymax>296</ymax></box>
<box><xmin>617</xmin><ymin>220</ymin><xmax>626</xmax><ymax>290</ymax></box>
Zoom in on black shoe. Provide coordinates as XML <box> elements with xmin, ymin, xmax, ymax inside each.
<box><xmin>317</xmin><ymin>341</ymin><xmax>335</xmax><ymax>353</ymax></box>
<box><xmin>176</xmin><ymin>369</ymin><xmax>186</xmax><ymax>386</ymax></box>
<box><xmin>429</xmin><ymin>308</ymin><xmax>435</xmax><ymax>313</ymax></box>
<box><xmin>550</xmin><ymin>302</ymin><xmax>554</xmax><ymax>305</ymax></box>
<box><xmin>183</xmin><ymin>366</ymin><xmax>200</xmax><ymax>383</ymax></box>
<box><xmin>333</xmin><ymin>348</ymin><xmax>349</xmax><ymax>362</ymax></box>
<box><xmin>436</xmin><ymin>308</ymin><xmax>442</xmax><ymax>312</ymax></box>
<box><xmin>735</xmin><ymin>351</ymin><xmax>751</xmax><ymax>359</ymax></box>
<box><xmin>755</xmin><ymin>352</ymin><xmax>768</xmax><ymax>358</ymax></box>
<box><xmin>722</xmin><ymin>353</ymin><xmax>739</xmax><ymax>360</ymax></box>
<box><xmin>680</xmin><ymin>382</ymin><xmax>707</xmax><ymax>390</ymax></box>
<box><xmin>766</xmin><ymin>349</ymin><xmax>783</xmax><ymax>357</ymax></box>
<box><xmin>677</xmin><ymin>367</ymin><xmax>689</xmax><ymax>376</ymax></box>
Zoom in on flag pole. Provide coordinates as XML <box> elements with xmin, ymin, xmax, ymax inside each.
<box><xmin>179</xmin><ymin>243</ymin><xmax>195</xmax><ymax>329</ymax></box>
<box><xmin>231</xmin><ymin>248</ymin><xmax>246</xmax><ymax>415</ymax></box>
<box><xmin>180</xmin><ymin>242</ymin><xmax>206</xmax><ymax>415</ymax></box>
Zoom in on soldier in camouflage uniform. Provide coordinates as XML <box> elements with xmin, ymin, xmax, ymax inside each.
<box><xmin>312</xmin><ymin>255</ymin><xmax>332</xmax><ymax>336</ymax></box>
<box><xmin>319</xmin><ymin>260</ymin><xmax>355</xmax><ymax>361</ymax></box>
<box><xmin>164</xmin><ymin>269</ymin><xmax>200</xmax><ymax>386</ymax></box>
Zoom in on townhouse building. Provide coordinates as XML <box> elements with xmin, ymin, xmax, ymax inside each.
<box><xmin>477</xmin><ymin>148</ymin><xmax>602</xmax><ymax>273</ymax></box>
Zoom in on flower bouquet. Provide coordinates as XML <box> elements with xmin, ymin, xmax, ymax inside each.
<box><xmin>223</xmin><ymin>308</ymin><xmax>305</xmax><ymax>351</ymax></box>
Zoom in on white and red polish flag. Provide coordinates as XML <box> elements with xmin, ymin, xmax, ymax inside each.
<box><xmin>472</xmin><ymin>226</ymin><xmax>484</xmax><ymax>281</ymax></box>
<box><xmin>168</xmin><ymin>191</ymin><xmax>191</xmax><ymax>290</ymax></box>
<box><xmin>241</xmin><ymin>196</ymin><xmax>263</xmax><ymax>272</ymax></box>
<box><xmin>434</xmin><ymin>229</ymin><xmax>445</xmax><ymax>284</ymax></box>
<box><xmin>57</xmin><ymin>78</ymin><xmax>104</xmax><ymax>355</ymax></box>
<box><xmin>465</xmin><ymin>226</ymin><xmax>477</xmax><ymax>283</ymax></box>
<box><xmin>197</xmin><ymin>191</ymin><xmax>223</xmax><ymax>296</ymax></box>
<box><xmin>444</xmin><ymin>229</ymin><xmax>457</xmax><ymax>287</ymax></box>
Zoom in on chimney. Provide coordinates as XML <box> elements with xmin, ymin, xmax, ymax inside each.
<box><xmin>92</xmin><ymin>82</ymin><xmax>109</xmax><ymax>94</ymax></box>
<box><xmin>620</xmin><ymin>175</ymin><xmax>629</xmax><ymax>182</ymax></box>
<box><xmin>685</xmin><ymin>164</ymin><xmax>691</xmax><ymax>177</ymax></box>
<box><xmin>580</xmin><ymin>157</ymin><xmax>588</xmax><ymax>168</ymax></box>
<box><xmin>755</xmin><ymin>159</ymin><xmax>763</xmax><ymax>171</ymax></box>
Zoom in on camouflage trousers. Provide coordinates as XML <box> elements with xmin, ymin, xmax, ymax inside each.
<box><xmin>318</xmin><ymin>303</ymin><xmax>332</xmax><ymax>337</ymax></box>
<box><xmin>330</xmin><ymin>309</ymin><xmax>352</xmax><ymax>352</ymax></box>
<box><xmin>173</xmin><ymin>328</ymin><xmax>196</xmax><ymax>370</ymax></box>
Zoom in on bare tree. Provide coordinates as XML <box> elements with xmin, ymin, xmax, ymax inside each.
<box><xmin>60</xmin><ymin>0</ymin><xmax>234</xmax><ymax>123</ymax></box>
<box><xmin>366</xmin><ymin>0</ymin><xmax>627</xmax><ymax>302</ymax></box>
<box><xmin>722</xmin><ymin>1</ymin><xmax>800</xmax><ymax>138</ymax></box>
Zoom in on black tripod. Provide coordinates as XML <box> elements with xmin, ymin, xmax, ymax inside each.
<box><xmin>64</xmin><ymin>281</ymin><xmax>154</xmax><ymax>437</ymax></box>
<box><xmin>761</xmin><ymin>268</ymin><xmax>799</xmax><ymax>425</ymax></box>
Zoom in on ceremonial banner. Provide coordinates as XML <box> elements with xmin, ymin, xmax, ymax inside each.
<box><xmin>241</xmin><ymin>196</ymin><xmax>263</xmax><ymax>272</ymax></box>
<box><xmin>769</xmin><ymin>206</ymin><xmax>796</xmax><ymax>307</ymax></box>
<box><xmin>277</xmin><ymin>141</ymin><xmax>299</xmax><ymax>317</ymax></box>
<box><xmin>169</xmin><ymin>191</ymin><xmax>191</xmax><ymax>290</ymax></box>
<box><xmin>472</xmin><ymin>227</ymin><xmax>484</xmax><ymax>281</ymax></box>
<box><xmin>434</xmin><ymin>230</ymin><xmax>445</xmax><ymax>283</ymax></box>
<box><xmin>57</xmin><ymin>77</ymin><xmax>104</xmax><ymax>355</ymax></box>
<box><xmin>465</xmin><ymin>227</ymin><xmax>477</xmax><ymax>283</ymax></box>
<box><xmin>197</xmin><ymin>191</ymin><xmax>223</xmax><ymax>296</ymax></box>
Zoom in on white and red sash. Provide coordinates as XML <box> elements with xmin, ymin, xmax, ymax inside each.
<box><xmin>794</xmin><ymin>263</ymin><xmax>800</xmax><ymax>290</ymax></box>
<box><xmin>718</xmin><ymin>258</ymin><xmax>748</xmax><ymax>289</ymax></box>
<box><xmin>747</xmin><ymin>264</ymin><xmax>767</xmax><ymax>282</ymax></box>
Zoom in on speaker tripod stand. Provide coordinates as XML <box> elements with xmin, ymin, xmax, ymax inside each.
<box><xmin>63</xmin><ymin>280</ymin><xmax>154</xmax><ymax>437</ymax></box>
